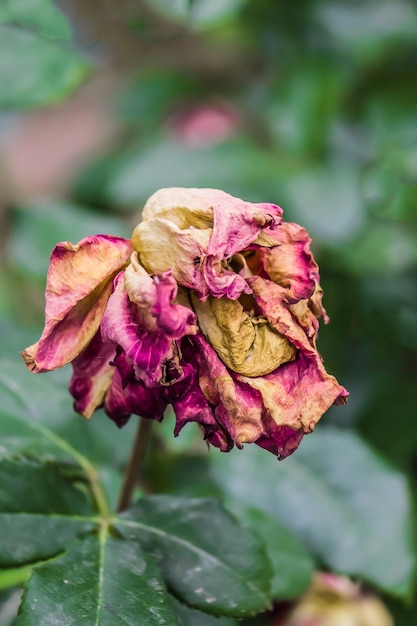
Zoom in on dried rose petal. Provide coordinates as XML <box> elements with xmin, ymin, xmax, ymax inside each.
<box><xmin>22</xmin><ymin>187</ymin><xmax>347</xmax><ymax>459</ymax></box>
<box><xmin>21</xmin><ymin>235</ymin><xmax>132</xmax><ymax>372</ymax></box>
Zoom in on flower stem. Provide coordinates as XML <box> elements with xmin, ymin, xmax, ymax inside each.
<box><xmin>117</xmin><ymin>417</ymin><xmax>153</xmax><ymax>512</ymax></box>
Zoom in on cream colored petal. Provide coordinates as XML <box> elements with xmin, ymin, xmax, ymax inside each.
<box><xmin>134</xmin><ymin>187</ymin><xmax>284</xmax><ymax>300</ymax></box>
<box><xmin>124</xmin><ymin>252</ymin><xmax>157</xmax><ymax>311</ymax></box>
<box><xmin>132</xmin><ymin>217</ymin><xmax>211</xmax><ymax>291</ymax></box>
<box><xmin>192</xmin><ymin>294</ymin><xmax>296</xmax><ymax>377</ymax></box>
<box><xmin>142</xmin><ymin>187</ymin><xmax>217</xmax><ymax>223</ymax></box>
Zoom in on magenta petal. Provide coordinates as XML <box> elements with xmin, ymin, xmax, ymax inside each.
<box><xmin>255</xmin><ymin>425</ymin><xmax>304</xmax><ymax>460</ymax></box>
<box><xmin>151</xmin><ymin>270</ymin><xmax>196</xmax><ymax>337</ymax></box>
<box><xmin>201</xmin><ymin>256</ymin><xmax>252</xmax><ymax>300</ymax></box>
<box><xmin>206</xmin><ymin>194</ymin><xmax>283</xmax><ymax>259</ymax></box>
<box><xmin>260</xmin><ymin>222</ymin><xmax>320</xmax><ymax>303</ymax></box>
<box><xmin>69</xmin><ymin>331</ymin><xmax>116</xmax><ymax>419</ymax></box>
<box><xmin>104</xmin><ymin>366</ymin><xmax>169</xmax><ymax>428</ymax></box>
<box><xmin>101</xmin><ymin>273</ymin><xmax>178</xmax><ymax>386</ymax></box>
<box><xmin>204</xmin><ymin>428</ymin><xmax>234</xmax><ymax>452</ymax></box>
<box><xmin>103</xmin><ymin>368</ymin><xmax>133</xmax><ymax>427</ymax></box>
<box><xmin>168</xmin><ymin>351</ymin><xmax>219</xmax><ymax>438</ymax></box>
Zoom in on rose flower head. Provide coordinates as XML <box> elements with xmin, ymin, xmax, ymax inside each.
<box><xmin>22</xmin><ymin>188</ymin><xmax>347</xmax><ymax>459</ymax></box>
<box><xmin>279</xmin><ymin>572</ymin><xmax>393</xmax><ymax>626</ymax></box>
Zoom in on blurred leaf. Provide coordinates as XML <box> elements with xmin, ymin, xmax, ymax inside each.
<box><xmin>10</xmin><ymin>202</ymin><xmax>130</xmax><ymax>279</ymax></box>
<box><xmin>285</xmin><ymin>163</ymin><xmax>365</xmax><ymax>243</ymax></box>
<box><xmin>267</xmin><ymin>61</ymin><xmax>347</xmax><ymax>157</ymax></box>
<box><xmin>386</xmin><ymin>597</ymin><xmax>417</xmax><ymax>626</ymax></box>
<box><xmin>330</xmin><ymin>222</ymin><xmax>417</xmax><ymax>275</ymax></box>
<box><xmin>144</xmin><ymin>0</ymin><xmax>190</xmax><ymax>21</ymax></box>
<box><xmin>0</xmin><ymin>25</ymin><xmax>88</xmax><ymax>109</ymax></box>
<box><xmin>0</xmin><ymin>459</ymin><xmax>95</xmax><ymax>568</ymax></box>
<box><xmin>116</xmin><ymin>496</ymin><xmax>272</xmax><ymax>617</ymax></box>
<box><xmin>17</xmin><ymin>535</ymin><xmax>182</xmax><ymax>626</ymax></box>
<box><xmin>371</xmin><ymin>184</ymin><xmax>417</xmax><ymax>226</ymax></box>
<box><xmin>147</xmin><ymin>451</ymin><xmax>223</xmax><ymax>499</ymax></box>
<box><xmin>189</xmin><ymin>0</ymin><xmax>245</xmax><ymax>27</ymax></box>
<box><xmin>230</xmin><ymin>506</ymin><xmax>315</xmax><ymax>600</ymax></box>
<box><xmin>106</xmin><ymin>137</ymin><xmax>290</xmax><ymax>207</ymax></box>
<box><xmin>156</xmin><ymin>409</ymin><xmax>206</xmax><ymax>454</ymax></box>
<box><xmin>358</xmin><ymin>64</ymin><xmax>417</xmax><ymax>149</ymax></box>
<box><xmin>362</xmin><ymin>151</ymin><xmax>417</xmax><ymax>225</ymax></box>
<box><xmin>107</xmin><ymin>139</ymin><xmax>237</xmax><ymax>205</ymax></box>
<box><xmin>0</xmin><ymin>589</ymin><xmax>22</xmax><ymax>626</ymax></box>
<box><xmin>315</xmin><ymin>0</ymin><xmax>417</xmax><ymax>61</ymax></box>
<box><xmin>0</xmin><ymin>352</ymin><xmax>134</xmax><ymax>469</ymax></box>
<box><xmin>118</xmin><ymin>69</ymin><xmax>197</xmax><ymax>125</ymax></box>
<box><xmin>210</xmin><ymin>427</ymin><xmax>416</xmax><ymax>597</ymax></box>
<box><xmin>0</xmin><ymin>0</ymin><xmax>71</xmax><ymax>40</ymax></box>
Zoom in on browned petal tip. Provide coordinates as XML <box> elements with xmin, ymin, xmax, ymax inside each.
<box><xmin>20</xmin><ymin>345</ymin><xmax>41</xmax><ymax>373</ymax></box>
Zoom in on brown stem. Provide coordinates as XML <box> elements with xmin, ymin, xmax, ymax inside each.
<box><xmin>117</xmin><ymin>417</ymin><xmax>153</xmax><ymax>512</ymax></box>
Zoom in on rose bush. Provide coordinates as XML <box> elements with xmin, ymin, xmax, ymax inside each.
<box><xmin>22</xmin><ymin>187</ymin><xmax>347</xmax><ymax>458</ymax></box>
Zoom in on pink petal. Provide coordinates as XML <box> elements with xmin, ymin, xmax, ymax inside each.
<box><xmin>260</xmin><ymin>222</ymin><xmax>322</xmax><ymax>304</ymax></box>
<box><xmin>101</xmin><ymin>268</ymin><xmax>195</xmax><ymax>387</ymax></box>
<box><xmin>101</xmin><ymin>273</ymin><xmax>173</xmax><ymax>386</ymax></box>
<box><xmin>238</xmin><ymin>352</ymin><xmax>348</xmax><ymax>442</ymax></box>
<box><xmin>125</xmin><ymin>253</ymin><xmax>197</xmax><ymax>339</ymax></box>
<box><xmin>249</xmin><ymin>275</ymin><xmax>319</xmax><ymax>355</ymax></box>
<box><xmin>21</xmin><ymin>235</ymin><xmax>132</xmax><ymax>372</ymax></box>
<box><xmin>201</xmin><ymin>257</ymin><xmax>252</xmax><ymax>300</ymax></box>
<box><xmin>248</xmin><ymin>275</ymin><xmax>348</xmax><ymax>428</ymax></box>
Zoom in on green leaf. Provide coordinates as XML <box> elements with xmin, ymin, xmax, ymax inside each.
<box><xmin>0</xmin><ymin>459</ymin><xmax>95</xmax><ymax>567</ymax></box>
<box><xmin>17</xmin><ymin>534</ymin><xmax>182</xmax><ymax>626</ymax></box>
<box><xmin>230</xmin><ymin>505</ymin><xmax>315</xmax><ymax>600</ymax></box>
<box><xmin>0</xmin><ymin>588</ymin><xmax>22</xmax><ymax>626</ymax></box>
<box><xmin>0</xmin><ymin>354</ymin><xmax>133</xmax><ymax>470</ymax></box>
<box><xmin>170</xmin><ymin>596</ymin><xmax>237</xmax><ymax>626</ymax></box>
<box><xmin>118</xmin><ymin>69</ymin><xmax>197</xmax><ymax>125</ymax></box>
<box><xmin>115</xmin><ymin>496</ymin><xmax>272</xmax><ymax>617</ymax></box>
<box><xmin>210</xmin><ymin>427</ymin><xmax>416</xmax><ymax>597</ymax></box>
<box><xmin>0</xmin><ymin>25</ymin><xmax>88</xmax><ymax>109</ymax></box>
<box><xmin>314</xmin><ymin>0</ymin><xmax>417</xmax><ymax>61</ymax></box>
<box><xmin>0</xmin><ymin>0</ymin><xmax>71</xmax><ymax>40</ymax></box>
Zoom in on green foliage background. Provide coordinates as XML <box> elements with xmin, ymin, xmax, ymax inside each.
<box><xmin>0</xmin><ymin>0</ymin><xmax>417</xmax><ymax>623</ymax></box>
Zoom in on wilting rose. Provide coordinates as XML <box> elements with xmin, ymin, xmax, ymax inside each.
<box><xmin>272</xmin><ymin>572</ymin><xmax>393</xmax><ymax>626</ymax></box>
<box><xmin>22</xmin><ymin>188</ymin><xmax>347</xmax><ymax>459</ymax></box>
